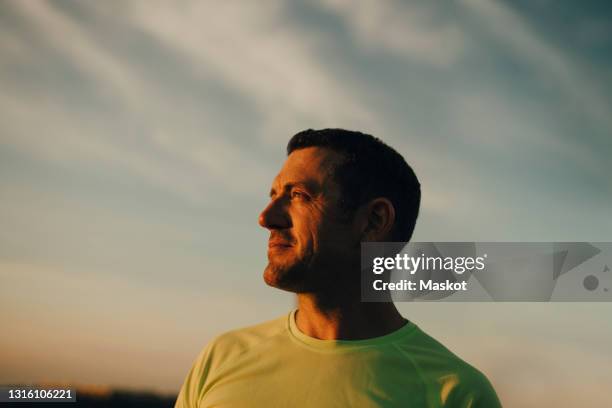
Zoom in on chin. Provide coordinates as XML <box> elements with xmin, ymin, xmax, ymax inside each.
<box><xmin>263</xmin><ymin>262</ymin><xmax>310</xmax><ymax>293</ymax></box>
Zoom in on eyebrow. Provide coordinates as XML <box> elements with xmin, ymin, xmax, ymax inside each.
<box><xmin>269</xmin><ymin>181</ymin><xmax>319</xmax><ymax>197</ymax></box>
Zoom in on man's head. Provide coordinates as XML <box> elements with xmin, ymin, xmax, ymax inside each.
<box><xmin>258</xmin><ymin>128</ymin><xmax>420</xmax><ymax>294</ymax></box>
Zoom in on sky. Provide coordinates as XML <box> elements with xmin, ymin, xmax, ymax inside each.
<box><xmin>1</xmin><ymin>0</ymin><xmax>611</xmax><ymax>405</ymax></box>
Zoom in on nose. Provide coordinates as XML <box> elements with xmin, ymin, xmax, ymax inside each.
<box><xmin>258</xmin><ymin>197</ymin><xmax>291</xmax><ymax>230</ymax></box>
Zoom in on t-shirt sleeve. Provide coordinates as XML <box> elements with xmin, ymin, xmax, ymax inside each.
<box><xmin>468</xmin><ymin>376</ymin><xmax>502</xmax><ymax>408</ymax></box>
<box><xmin>445</xmin><ymin>370</ymin><xmax>502</xmax><ymax>408</ymax></box>
<box><xmin>174</xmin><ymin>342</ymin><xmax>215</xmax><ymax>408</ymax></box>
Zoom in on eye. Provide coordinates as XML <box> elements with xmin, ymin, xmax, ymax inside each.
<box><xmin>290</xmin><ymin>191</ymin><xmax>309</xmax><ymax>200</ymax></box>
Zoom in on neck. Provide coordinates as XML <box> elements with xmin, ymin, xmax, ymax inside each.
<box><xmin>294</xmin><ymin>293</ymin><xmax>406</xmax><ymax>340</ymax></box>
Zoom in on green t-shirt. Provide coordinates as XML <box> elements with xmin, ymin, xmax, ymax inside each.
<box><xmin>175</xmin><ymin>310</ymin><xmax>501</xmax><ymax>407</ymax></box>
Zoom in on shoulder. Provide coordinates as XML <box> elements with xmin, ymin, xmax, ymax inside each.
<box><xmin>395</xmin><ymin>325</ymin><xmax>501</xmax><ymax>407</ymax></box>
<box><xmin>174</xmin><ymin>314</ymin><xmax>289</xmax><ymax>408</ymax></box>
<box><xmin>395</xmin><ymin>324</ymin><xmax>483</xmax><ymax>373</ymax></box>
<box><xmin>199</xmin><ymin>313</ymin><xmax>289</xmax><ymax>372</ymax></box>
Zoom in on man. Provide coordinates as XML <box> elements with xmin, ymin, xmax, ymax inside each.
<box><xmin>175</xmin><ymin>129</ymin><xmax>501</xmax><ymax>407</ymax></box>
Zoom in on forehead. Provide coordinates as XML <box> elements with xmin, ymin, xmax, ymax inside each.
<box><xmin>272</xmin><ymin>147</ymin><xmax>343</xmax><ymax>189</ymax></box>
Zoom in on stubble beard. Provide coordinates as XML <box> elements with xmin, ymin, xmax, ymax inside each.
<box><xmin>263</xmin><ymin>248</ymin><xmax>316</xmax><ymax>293</ymax></box>
<box><xmin>263</xmin><ymin>248</ymin><xmax>358</xmax><ymax>299</ymax></box>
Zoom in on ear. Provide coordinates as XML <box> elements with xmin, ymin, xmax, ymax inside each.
<box><xmin>361</xmin><ymin>198</ymin><xmax>396</xmax><ymax>241</ymax></box>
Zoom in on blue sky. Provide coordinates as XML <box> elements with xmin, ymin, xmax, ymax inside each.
<box><xmin>1</xmin><ymin>1</ymin><xmax>611</xmax><ymax>405</ymax></box>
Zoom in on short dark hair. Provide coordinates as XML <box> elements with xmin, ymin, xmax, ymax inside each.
<box><xmin>287</xmin><ymin>128</ymin><xmax>420</xmax><ymax>242</ymax></box>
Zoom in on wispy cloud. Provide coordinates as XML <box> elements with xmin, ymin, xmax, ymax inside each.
<box><xmin>1</xmin><ymin>0</ymin><xmax>386</xmax><ymax>202</ymax></box>
<box><xmin>460</xmin><ymin>0</ymin><xmax>612</xmax><ymax>132</ymax></box>
<box><xmin>1</xmin><ymin>1</ymin><xmax>275</xmax><ymax>202</ymax></box>
<box><xmin>315</xmin><ymin>0</ymin><xmax>467</xmax><ymax>67</ymax></box>
<box><xmin>124</xmin><ymin>0</ymin><xmax>376</xmax><ymax>141</ymax></box>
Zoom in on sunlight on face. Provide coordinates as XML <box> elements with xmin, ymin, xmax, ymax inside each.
<box><xmin>258</xmin><ymin>147</ymin><xmax>360</xmax><ymax>293</ymax></box>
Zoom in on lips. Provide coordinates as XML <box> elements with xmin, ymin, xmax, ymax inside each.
<box><xmin>268</xmin><ymin>240</ymin><xmax>293</xmax><ymax>249</ymax></box>
<box><xmin>268</xmin><ymin>232</ymin><xmax>295</xmax><ymax>250</ymax></box>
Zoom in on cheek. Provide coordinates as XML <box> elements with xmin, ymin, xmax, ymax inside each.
<box><xmin>292</xmin><ymin>209</ymin><xmax>324</xmax><ymax>252</ymax></box>
<box><xmin>321</xmin><ymin>219</ymin><xmax>358</xmax><ymax>252</ymax></box>
<box><xmin>295</xmin><ymin>224</ymin><xmax>318</xmax><ymax>254</ymax></box>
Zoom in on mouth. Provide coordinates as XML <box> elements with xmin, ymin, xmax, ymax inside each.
<box><xmin>268</xmin><ymin>241</ymin><xmax>294</xmax><ymax>249</ymax></box>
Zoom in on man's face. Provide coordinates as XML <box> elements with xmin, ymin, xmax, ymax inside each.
<box><xmin>258</xmin><ymin>147</ymin><xmax>361</xmax><ymax>293</ymax></box>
